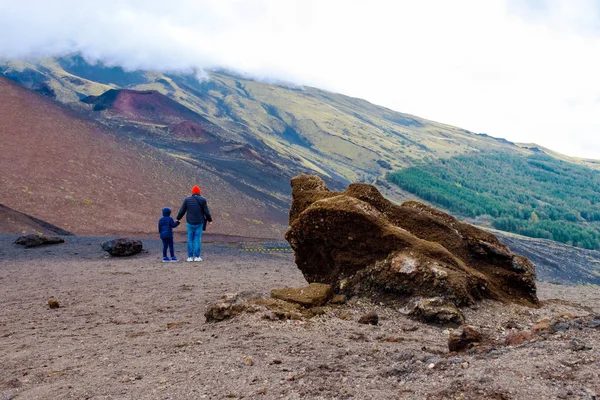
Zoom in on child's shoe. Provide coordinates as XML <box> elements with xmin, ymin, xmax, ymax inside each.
<box><xmin>194</xmin><ymin>257</ymin><xmax>203</xmax><ymax>262</ymax></box>
<box><xmin>170</xmin><ymin>257</ymin><xmax>179</xmax><ymax>262</ymax></box>
<box><xmin>186</xmin><ymin>257</ymin><xmax>194</xmax><ymax>262</ymax></box>
<box><xmin>162</xmin><ymin>257</ymin><xmax>170</xmax><ymax>263</ymax></box>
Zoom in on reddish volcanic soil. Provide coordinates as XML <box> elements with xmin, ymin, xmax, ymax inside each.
<box><xmin>171</xmin><ymin>121</ymin><xmax>220</xmax><ymax>144</ymax></box>
<box><xmin>0</xmin><ymin>77</ymin><xmax>287</xmax><ymax>238</ymax></box>
<box><xmin>83</xmin><ymin>89</ymin><xmax>217</xmax><ymax>128</ymax></box>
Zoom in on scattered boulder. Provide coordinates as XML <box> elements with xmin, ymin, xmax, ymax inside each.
<box><xmin>504</xmin><ymin>320</ymin><xmax>522</xmax><ymax>330</ymax></box>
<box><xmin>532</xmin><ymin>318</ymin><xmax>553</xmax><ymax>334</ymax></box>
<box><xmin>569</xmin><ymin>338</ymin><xmax>592</xmax><ymax>351</ymax></box>
<box><xmin>589</xmin><ymin>319</ymin><xmax>600</xmax><ymax>329</ymax></box>
<box><xmin>15</xmin><ymin>234</ymin><xmax>64</xmax><ymax>248</ymax></box>
<box><xmin>270</xmin><ymin>283</ymin><xmax>333</xmax><ymax>307</ymax></box>
<box><xmin>47</xmin><ymin>299</ymin><xmax>60</xmax><ymax>309</ymax></box>
<box><xmin>505</xmin><ymin>330</ymin><xmax>533</xmax><ymax>346</ymax></box>
<box><xmin>205</xmin><ymin>292</ymin><xmax>319</xmax><ymax>323</ymax></box>
<box><xmin>448</xmin><ymin>325</ymin><xmax>483</xmax><ymax>352</ymax></box>
<box><xmin>404</xmin><ymin>297</ymin><xmax>465</xmax><ymax>325</ymax></box>
<box><xmin>204</xmin><ymin>292</ymin><xmax>260</xmax><ymax>322</ymax></box>
<box><xmin>101</xmin><ymin>238</ymin><xmax>143</xmax><ymax>257</ymax></box>
<box><xmin>358</xmin><ymin>311</ymin><xmax>379</xmax><ymax>325</ymax></box>
<box><xmin>330</xmin><ymin>294</ymin><xmax>347</xmax><ymax>305</ymax></box>
<box><xmin>285</xmin><ymin>175</ymin><xmax>538</xmax><ymax>312</ymax></box>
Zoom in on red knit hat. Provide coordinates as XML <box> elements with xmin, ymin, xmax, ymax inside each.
<box><xmin>191</xmin><ymin>185</ymin><xmax>201</xmax><ymax>195</ymax></box>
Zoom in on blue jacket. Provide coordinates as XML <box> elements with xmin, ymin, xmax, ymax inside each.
<box><xmin>176</xmin><ymin>194</ymin><xmax>212</xmax><ymax>230</ymax></box>
<box><xmin>158</xmin><ymin>207</ymin><xmax>180</xmax><ymax>239</ymax></box>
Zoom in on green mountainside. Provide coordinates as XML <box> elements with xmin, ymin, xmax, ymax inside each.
<box><xmin>388</xmin><ymin>151</ymin><xmax>600</xmax><ymax>249</ymax></box>
<box><xmin>2</xmin><ymin>54</ymin><xmax>600</xmax><ymax>250</ymax></box>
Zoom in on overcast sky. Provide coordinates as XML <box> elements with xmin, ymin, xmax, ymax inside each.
<box><xmin>1</xmin><ymin>0</ymin><xmax>600</xmax><ymax>159</ymax></box>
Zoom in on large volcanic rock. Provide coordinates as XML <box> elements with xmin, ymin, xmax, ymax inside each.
<box><xmin>285</xmin><ymin>174</ymin><xmax>538</xmax><ymax>309</ymax></box>
<box><xmin>14</xmin><ymin>234</ymin><xmax>65</xmax><ymax>248</ymax></box>
<box><xmin>101</xmin><ymin>238</ymin><xmax>143</xmax><ymax>257</ymax></box>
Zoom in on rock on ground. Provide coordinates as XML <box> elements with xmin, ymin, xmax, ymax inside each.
<box><xmin>101</xmin><ymin>238</ymin><xmax>143</xmax><ymax>257</ymax></box>
<box><xmin>405</xmin><ymin>297</ymin><xmax>465</xmax><ymax>325</ymax></box>
<box><xmin>14</xmin><ymin>234</ymin><xmax>64</xmax><ymax>247</ymax></box>
<box><xmin>448</xmin><ymin>325</ymin><xmax>484</xmax><ymax>352</ymax></box>
<box><xmin>270</xmin><ymin>283</ymin><xmax>333</xmax><ymax>307</ymax></box>
<box><xmin>285</xmin><ymin>174</ymin><xmax>538</xmax><ymax>312</ymax></box>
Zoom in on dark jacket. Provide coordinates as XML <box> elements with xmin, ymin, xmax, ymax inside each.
<box><xmin>158</xmin><ymin>207</ymin><xmax>180</xmax><ymax>239</ymax></box>
<box><xmin>176</xmin><ymin>194</ymin><xmax>212</xmax><ymax>230</ymax></box>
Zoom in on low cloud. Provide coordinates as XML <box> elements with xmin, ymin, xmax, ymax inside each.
<box><xmin>1</xmin><ymin>0</ymin><xmax>600</xmax><ymax>158</ymax></box>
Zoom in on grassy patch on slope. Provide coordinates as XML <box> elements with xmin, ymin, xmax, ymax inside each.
<box><xmin>387</xmin><ymin>151</ymin><xmax>600</xmax><ymax>250</ymax></box>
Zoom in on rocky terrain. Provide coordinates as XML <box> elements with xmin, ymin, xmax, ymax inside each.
<box><xmin>0</xmin><ymin>234</ymin><xmax>599</xmax><ymax>400</ymax></box>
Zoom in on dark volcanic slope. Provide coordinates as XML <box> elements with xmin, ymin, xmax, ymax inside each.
<box><xmin>496</xmin><ymin>232</ymin><xmax>600</xmax><ymax>285</ymax></box>
<box><xmin>0</xmin><ymin>204</ymin><xmax>72</xmax><ymax>236</ymax></box>
<box><xmin>0</xmin><ymin>77</ymin><xmax>287</xmax><ymax>238</ymax></box>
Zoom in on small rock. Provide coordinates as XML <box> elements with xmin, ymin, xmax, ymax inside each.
<box><xmin>448</xmin><ymin>325</ymin><xmax>483</xmax><ymax>352</ymax></box>
<box><xmin>262</xmin><ymin>311</ymin><xmax>278</xmax><ymax>320</ymax></box>
<box><xmin>427</xmin><ymin>363</ymin><xmax>435</xmax><ymax>369</ymax></box>
<box><xmin>330</xmin><ymin>294</ymin><xmax>347</xmax><ymax>304</ymax></box>
<box><xmin>310</xmin><ymin>306</ymin><xmax>326</xmax><ymax>316</ymax></box>
<box><xmin>244</xmin><ymin>356</ymin><xmax>254</xmax><ymax>366</ymax></box>
<box><xmin>553</xmin><ymin>322</ymin><xmax>570</xmax><ymax>332</ymax></box>
<box><xmin>569</xmin><ymin>338</ymin><xmax>592</xmax><ymax>352</ymax></box>
<box><xmin>204</xmin><ymin>293</ymin><xmax>259</xmax><ymax>322</ymax></box>
<box><xmin>15</xmin><ymin>234</ymin><xmax>64</xmax><ymax>248</ymax></box>
<box><xmin>394</xmin><ymin>349</ymin><xmax>416</xmax><ymax>362</ymax></box>
<box><xmin>504</xmin><ymin>320</ymin><xmax>521</xmax><ymax>329</ymax></box>
<box><xmin>556</xmin><ymin>313</ymin><xmax>579</xmax><ymax>319</ymax></box>
<box><xmin>48</xmin><ymin>299</ymin><xmax>60</xmax><ymax>309</ymax></box>
<box><xmin>532</xmin><ymin>318</ymin><xmax>552</xmax><ymax>334</ymax></box>
<box><xmin>271</xmin><ymin>283</ymin><xmax>333</xmax><ymax>307</ymax></box>
<box><xmin>101</xmin><ymin>238</ymin><xmax>143</xmax><ymax>257</ymax></box>
<box><xmin>406</xmin><ymin>297</ymin><xmax>464</xmax><ymax>325</ymax></box>
<box><xmin>588</xmin><ymin>320</ymin><xmax>600</xmax><ymax>328</ymax></box>
<box><xmin>358</xmin><ymin>311</ymin><xmax>378</xmax><ymax>325</ymax></box>
<box><xmin>461</xmin><ymin>362</ymin><xmax>469</xmax><ymax>369</ymax></box>
<box><xmin>337</xmin><ymin>312</ymin><xmax>353</xmax><ymax>320</ymax></box>
<box><xmin>505</xmin><ymin>330</ymin><xmax>533</xmax><ymax>346</ymax></box>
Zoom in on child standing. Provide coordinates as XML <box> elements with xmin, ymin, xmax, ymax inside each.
<box><xmin>158</xmin><ymin>207</ymin><xmax>180</xmax><ymax>262</ymax></box>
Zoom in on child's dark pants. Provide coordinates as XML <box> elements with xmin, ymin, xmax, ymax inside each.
<box><xmin>162</xmin><ymin>238</ymin><xmax>174</xmax><ymax>258</ymax></box>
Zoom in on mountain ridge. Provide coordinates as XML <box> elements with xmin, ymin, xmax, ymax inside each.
<box><xmin>2</xmin><ymin>55</ymin><xmax>600</xmax><ymax>253</ymax></box>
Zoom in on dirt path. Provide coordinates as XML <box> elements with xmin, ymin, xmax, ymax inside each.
<box><xmin>1</xmin><ymin>235</ymin><xmax>599</xmax><ymax>399</ymax></box>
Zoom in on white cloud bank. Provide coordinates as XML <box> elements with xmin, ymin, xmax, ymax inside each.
<box><xmin>1</xmin><ymin>0</ymin><xmax>600</xmax><ymax>158</ymax></box>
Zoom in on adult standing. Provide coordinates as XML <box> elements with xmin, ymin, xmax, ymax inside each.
<box><xmin>176</xmin><ymin>185</ymin><xmax>212</xmax><ymax>262</ymax></box>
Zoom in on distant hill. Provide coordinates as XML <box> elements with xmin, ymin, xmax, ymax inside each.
<box><xmin>0</xmin><ymin>76</ymin><xmax>287</xmax><ymax>237</ymax></box>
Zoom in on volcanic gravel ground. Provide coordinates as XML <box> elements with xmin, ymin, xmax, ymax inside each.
<box><xmin>1</xmin><ymin>235</ymin><xmax>599</xmax><ymax>399</ymax></box>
